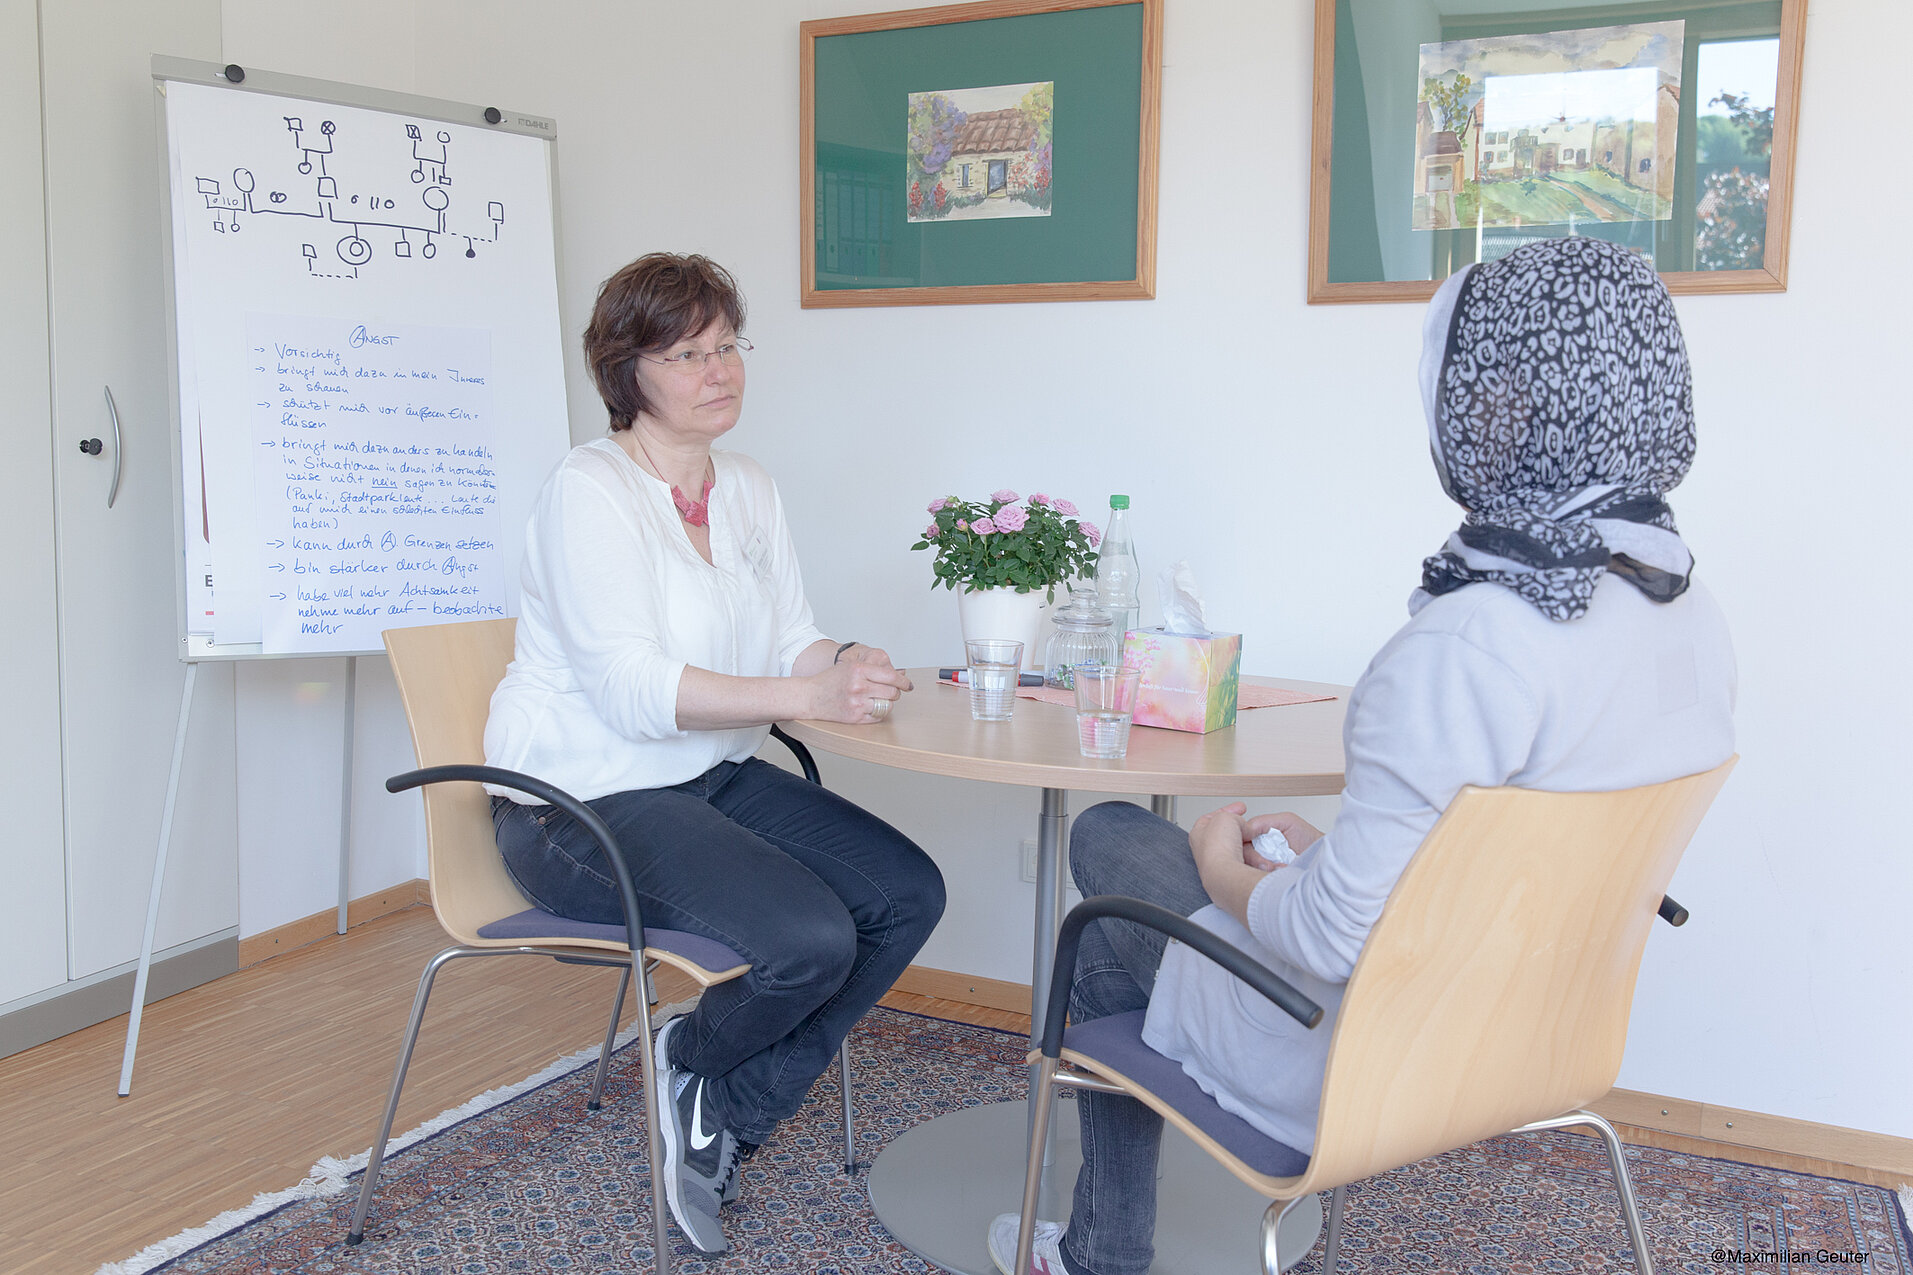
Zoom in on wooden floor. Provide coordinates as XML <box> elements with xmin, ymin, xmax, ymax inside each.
<box><xmin>0</xmin><ymin>906</ymin><xmax>1019</xmax><ymax>1273</ymax></box>
<box><xmin>0</xmin><ymin>906</ymin><xmax>1893</xmax><ymax>1273</ymax></box>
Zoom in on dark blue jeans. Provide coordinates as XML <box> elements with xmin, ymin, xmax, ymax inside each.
<box><xmin>491</xmin><ymin>757</ymin><xmax>945</xmax><ymax>1144</ymax></box>
<box><xmin>1061</xmin><ymin>801</ymin><xmax>1214</xmax><ymax>1275</ymax></box>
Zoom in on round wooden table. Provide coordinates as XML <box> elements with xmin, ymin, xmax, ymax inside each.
<box><xmin>781</xmin><ymin>670</ymin><xmax>1351</xmax><ymax>1275</ymax></box>
<box><xmin>782</xmin><ymin>670</ymin><xmax>1348</xmax><ymax>797</ymax></box>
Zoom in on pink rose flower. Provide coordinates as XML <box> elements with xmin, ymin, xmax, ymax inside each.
<box><xmin>928</xmin><ymin>497</ymin><xmax>948</xmax><ymax>514</ymax></box>
<box><xmin>1053</xmin><ymin>498</ymin><xmax>1079</xmax><ymax>516</ymax></box>
<box><xmin>1081</xmin><ymin>520</ymin><xmax>1102</xmax><ymax>547</ymax></box>
<box><xmin>992</xmin><ymin>505</ymin><xmax>1029</xmax><ymax>533</ymax></box>
<box><xmin>971</xmin><ymin>516</ymin><xmax>997</xmax><ymax>536</ymax></box>
<box><xmin>923</xmin><ymin>523</ymin><xmax>940</xmax><ymax>539</ymax></box>
<box><xmin>955</xmin><ymin>518</ymin><xmax>969</xmax><ymax>532</ymax></box>
<box><xmin>1028</xmin><ymin>492</ymin><xmax>1050</xmax><ymax>506</ymax></box>
<box><xmin>990</xmin><ymin>489</ymin><xmax>1019</xmax><ymax>505</ymax></box>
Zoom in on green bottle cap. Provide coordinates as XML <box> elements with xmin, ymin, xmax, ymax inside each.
<box><xmin>1109</xmin><ymin>494</ymin><xmax>1130</xmax><ymax>510</ymax></box>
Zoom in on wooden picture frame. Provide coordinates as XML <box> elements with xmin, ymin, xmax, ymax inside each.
<box><xmin>1307</xmin><ymin>0</ymin><xmax>1807</xmax><ymax>304</ymax></box>
<box><xmin>800</xmin><ymin>0</ymin><xmax>1162</xmax><ymax>307</ymax></box>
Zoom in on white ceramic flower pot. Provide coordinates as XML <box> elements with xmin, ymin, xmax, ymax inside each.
<box><xmin>956</xmin><ymin>586</ymin><xmax>1049</xmax><ymax>669</ymax></box>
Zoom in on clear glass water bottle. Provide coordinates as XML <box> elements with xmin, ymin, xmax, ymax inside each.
<box><xmin>1042</xmin><ymin>586</ymin><xmax>1119</xmax><ymax>689</ymax></box>
<box><xmin>1094</xmin><ymin>495</ymin><xmax>1141</xmax><ymax>641</ymax></box>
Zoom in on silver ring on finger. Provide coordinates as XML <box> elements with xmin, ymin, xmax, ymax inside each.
<box><xmin>870</xmin><ymin>696</ymin><xmax>890</xmax><ymax>719</ymax></box>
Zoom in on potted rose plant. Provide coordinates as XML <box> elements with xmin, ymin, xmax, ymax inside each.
<box><xmin>912</xmin><ymin>490</ymin><xmax>1102</xmax><ymax>661</ymax></box>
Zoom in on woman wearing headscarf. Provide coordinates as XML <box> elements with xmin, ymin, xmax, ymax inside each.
<box><xmin>987</xmin><ymin>237</ymin><xmax>1737</xmax><ymax>1275</ymax></box>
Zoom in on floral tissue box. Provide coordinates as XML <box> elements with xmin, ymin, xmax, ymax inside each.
<box><xmin>1119</xmin><ymin>629</ymin><xmax>1242</xmax><ymax>734</ymax></box>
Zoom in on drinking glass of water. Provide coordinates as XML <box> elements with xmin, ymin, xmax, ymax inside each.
<box><xmin>964</xmin><ymin>639</ymin><xmax>1024</xmax><ymax>722</ymax></box>
<box><xmin>1073</xmin><ymin>664</ymin><xmax>1142</xmax><ymax>759</ymax></box>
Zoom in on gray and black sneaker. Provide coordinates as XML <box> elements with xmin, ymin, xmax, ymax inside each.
<box><xmin>653</xmin><ymin>1018</ymin><xmax>739</xmax><ymax>1254</ymax></box>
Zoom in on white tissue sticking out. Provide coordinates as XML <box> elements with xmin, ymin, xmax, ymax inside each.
<box><xmin>1159</xmin><ymin>561</ymin><xmax>1209</xmax><ymax>635</ymax></box>
<box><xmin>1252</xmin><ymin>827</ymin><xmax>1296</xmax><ymax>866</ymax></box>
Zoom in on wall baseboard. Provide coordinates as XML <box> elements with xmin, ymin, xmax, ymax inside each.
<box><xmin>892</xmin><ymin>964</ymin><xmax>1033</xmax><ymax>1016</ymax></box>
<box><xmin>1591</xmin><ymin>1088</ymin><xmax>1913</xmax><ymax>1182</ymax></box>
<box><xmin>0</xmin><ymin>936</ymin><xmax>237</xmax><ymax>1062</ymax></box>
<box><xmin>899</xmin><ymin>967</ymin><xmax>1913</xmax><ymax>1182</ymax></box>
<box><xmin>237</xmin><ymin>879</ymin><xmax>430</xmax><ymax>967</ymax></box>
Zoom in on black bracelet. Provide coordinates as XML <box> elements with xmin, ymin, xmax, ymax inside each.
<box><xmin>833</xmin><ymin>640</ymin><xmax>860</xmax><ymax>663</ymax></box>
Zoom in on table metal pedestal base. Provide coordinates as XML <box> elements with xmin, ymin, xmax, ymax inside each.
<box><xmin>867</xmin><ymin>1100</ymin><xmax>1324</xmax><ymax>1274</ymax></box>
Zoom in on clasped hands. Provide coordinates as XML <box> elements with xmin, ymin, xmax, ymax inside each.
<box><xmin>1187</xmin><ymin>803</ymin><xmax>1323</xmax><ymax>927</ymax></box>
<box><xmin>813</xmin><ymin>645</ymin><xmax>912</xmax><ymax>725</ymax></box>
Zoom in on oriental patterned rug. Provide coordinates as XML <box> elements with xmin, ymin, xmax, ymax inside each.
<box><xmin>101</xmin><ymin>1007</ymin><xmax>1913</xmax><ymax>1275</ymax></box>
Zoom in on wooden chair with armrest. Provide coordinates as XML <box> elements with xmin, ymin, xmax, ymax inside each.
<box><xmin>1014</xmin><ymin>758</ymin><xmax>1736</xmax><ymax>1275</ymax></box>
<box><xmin>344</xmin><ymin>617</ymin><xmax>857</xmax><ymax>1273</ymax></box>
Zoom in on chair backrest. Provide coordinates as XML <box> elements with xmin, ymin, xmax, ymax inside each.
<box><xmin>1291</xmin><ymin>758</ymin><xmax>1735</xmax><ymax>1197</ymax></box>
<box><xmin>384</xmin><ymin>619</ymin><xmax>608</xmax><ymax>949</ymax></box>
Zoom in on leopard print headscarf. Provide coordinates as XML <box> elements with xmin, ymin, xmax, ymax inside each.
<box><xmin>1413</xmin><ymin>237</ymin><xmax>1696</xmax><ymax>622</ymax></box>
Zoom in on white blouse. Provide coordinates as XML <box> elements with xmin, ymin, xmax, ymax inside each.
<box><xmin>484</xmin><ymin>439</ymin><xmax>828</xmax><ymax>802</ymax></box>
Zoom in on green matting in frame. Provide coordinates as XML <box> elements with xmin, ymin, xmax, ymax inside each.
<box><xmin>802</xmin><ymin>0</ymin><xmax>1161</xmax><ymax>306</ymax></box>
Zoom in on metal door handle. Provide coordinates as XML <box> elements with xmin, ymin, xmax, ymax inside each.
<box><xmin>102</xmin><ymin>385</ymin><xmax>124</xmax><ymax>509</ymax></box>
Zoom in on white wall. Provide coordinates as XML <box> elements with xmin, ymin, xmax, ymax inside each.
<box><xmin>232</xmin><ymin>657</ymin><xmax>420</xmax><ymax>936</ymax></box>
<box><xmin>217</xmin><ymin>0</ymin><xmax>1911</xmax><ymax>1139</ymax></box>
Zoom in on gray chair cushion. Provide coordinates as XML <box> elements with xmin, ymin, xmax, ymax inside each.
<box><xmin>1063</xmin><ymin>1010</ymin><xmax>1311</xmax><ymax>1179</ymax></box>
<box><xmin>476</xmin><ymin>908</ymin><xmax>745</xmax><ymax>975</ymax></box>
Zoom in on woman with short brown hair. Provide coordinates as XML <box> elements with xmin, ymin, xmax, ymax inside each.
<box><xmin>486</xmin><ymin>252</ymin><xmax>945</xmax><ymax>1256</ymax></box>
<box><xmin>582</xmin><ymin>253</ymin><xmax>748</xmax><ymax>431</ymax></box>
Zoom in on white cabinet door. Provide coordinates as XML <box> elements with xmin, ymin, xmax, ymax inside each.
<box><xmin>0</xmin><ymin>0</ymin><xmax>70</xmax><ymax>1007</ymax></box>
<box><xmin>41</xmin><ymin>0</ymin><xmax>238</xmax><ymax>978</ymax></box>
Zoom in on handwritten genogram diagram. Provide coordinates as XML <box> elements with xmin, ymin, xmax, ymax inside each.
<box><xmin>194</xmin><ymin>115</ymin><xmax>506</xmax><ymax>278</ymax></box>
<box><xmin>246</xmin><ymin>313</ymin><xmax>503</xmax><ymax>652</ymax></box>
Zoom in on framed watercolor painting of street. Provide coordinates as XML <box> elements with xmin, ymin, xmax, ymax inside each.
<box><xmin>1309</xmin><ymin>0</ymin><xmax>1806</xmax><ymax>303</ymax></box>
<box><xmin>1413</xmin><ymin>22</ymin><xmax>1685</xmax><ymax>233</ymax></box>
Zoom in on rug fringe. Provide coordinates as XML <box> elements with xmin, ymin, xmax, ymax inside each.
<box><xmin>93</xmin><ymin>997</ymin><xmax>699</xmax><ymax>1275</ymax></box>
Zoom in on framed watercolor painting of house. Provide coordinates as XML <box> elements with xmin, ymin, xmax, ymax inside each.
<box><xmin>1308</xmin><ymin>0</ymin><xmax>1806</xmax><ymax>303</ymax></box>
<box><xmin>906</xmin><ymin>81</ymin><xmax>1054</xmax><ymax>223</ymax></box>
<box><xmin>800</xmin><ymin>0</ymin><xmax>1161</xmax><ymax>307</ymax></box>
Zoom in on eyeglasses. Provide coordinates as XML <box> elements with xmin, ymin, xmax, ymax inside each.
<box><xmin>638</xmin><ymin>337</ymin><xmax>753</xmax><ymax>374</ymax></box>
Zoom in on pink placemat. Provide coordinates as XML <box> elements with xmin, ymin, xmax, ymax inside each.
<box><xmin>936</xmin><ymin>679</ymin><xmax>1336</xmax><ymax>708</ymax></box>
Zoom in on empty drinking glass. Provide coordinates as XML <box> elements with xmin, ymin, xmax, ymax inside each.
<box><xmin>1073</xmin><ymin>664</ymin><xmax>1142</xmax><ymax>759</ymax></box>
<box><xmin>964</xmin><ymin>639</ymin><xmax>1024</xmax><ymax>722</ymax></box>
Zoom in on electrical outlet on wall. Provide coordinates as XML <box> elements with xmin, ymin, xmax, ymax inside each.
<box><xmin>1020</xmin><ymin>838</ymin><xmax>1079</xmax><ymax>890</ymax></box>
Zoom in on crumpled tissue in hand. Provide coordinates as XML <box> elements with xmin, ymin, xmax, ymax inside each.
<box><xmin>1251</xmin><ymin>827</ymin><xmax>1296</xmax><ymax>866</ymax></box>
